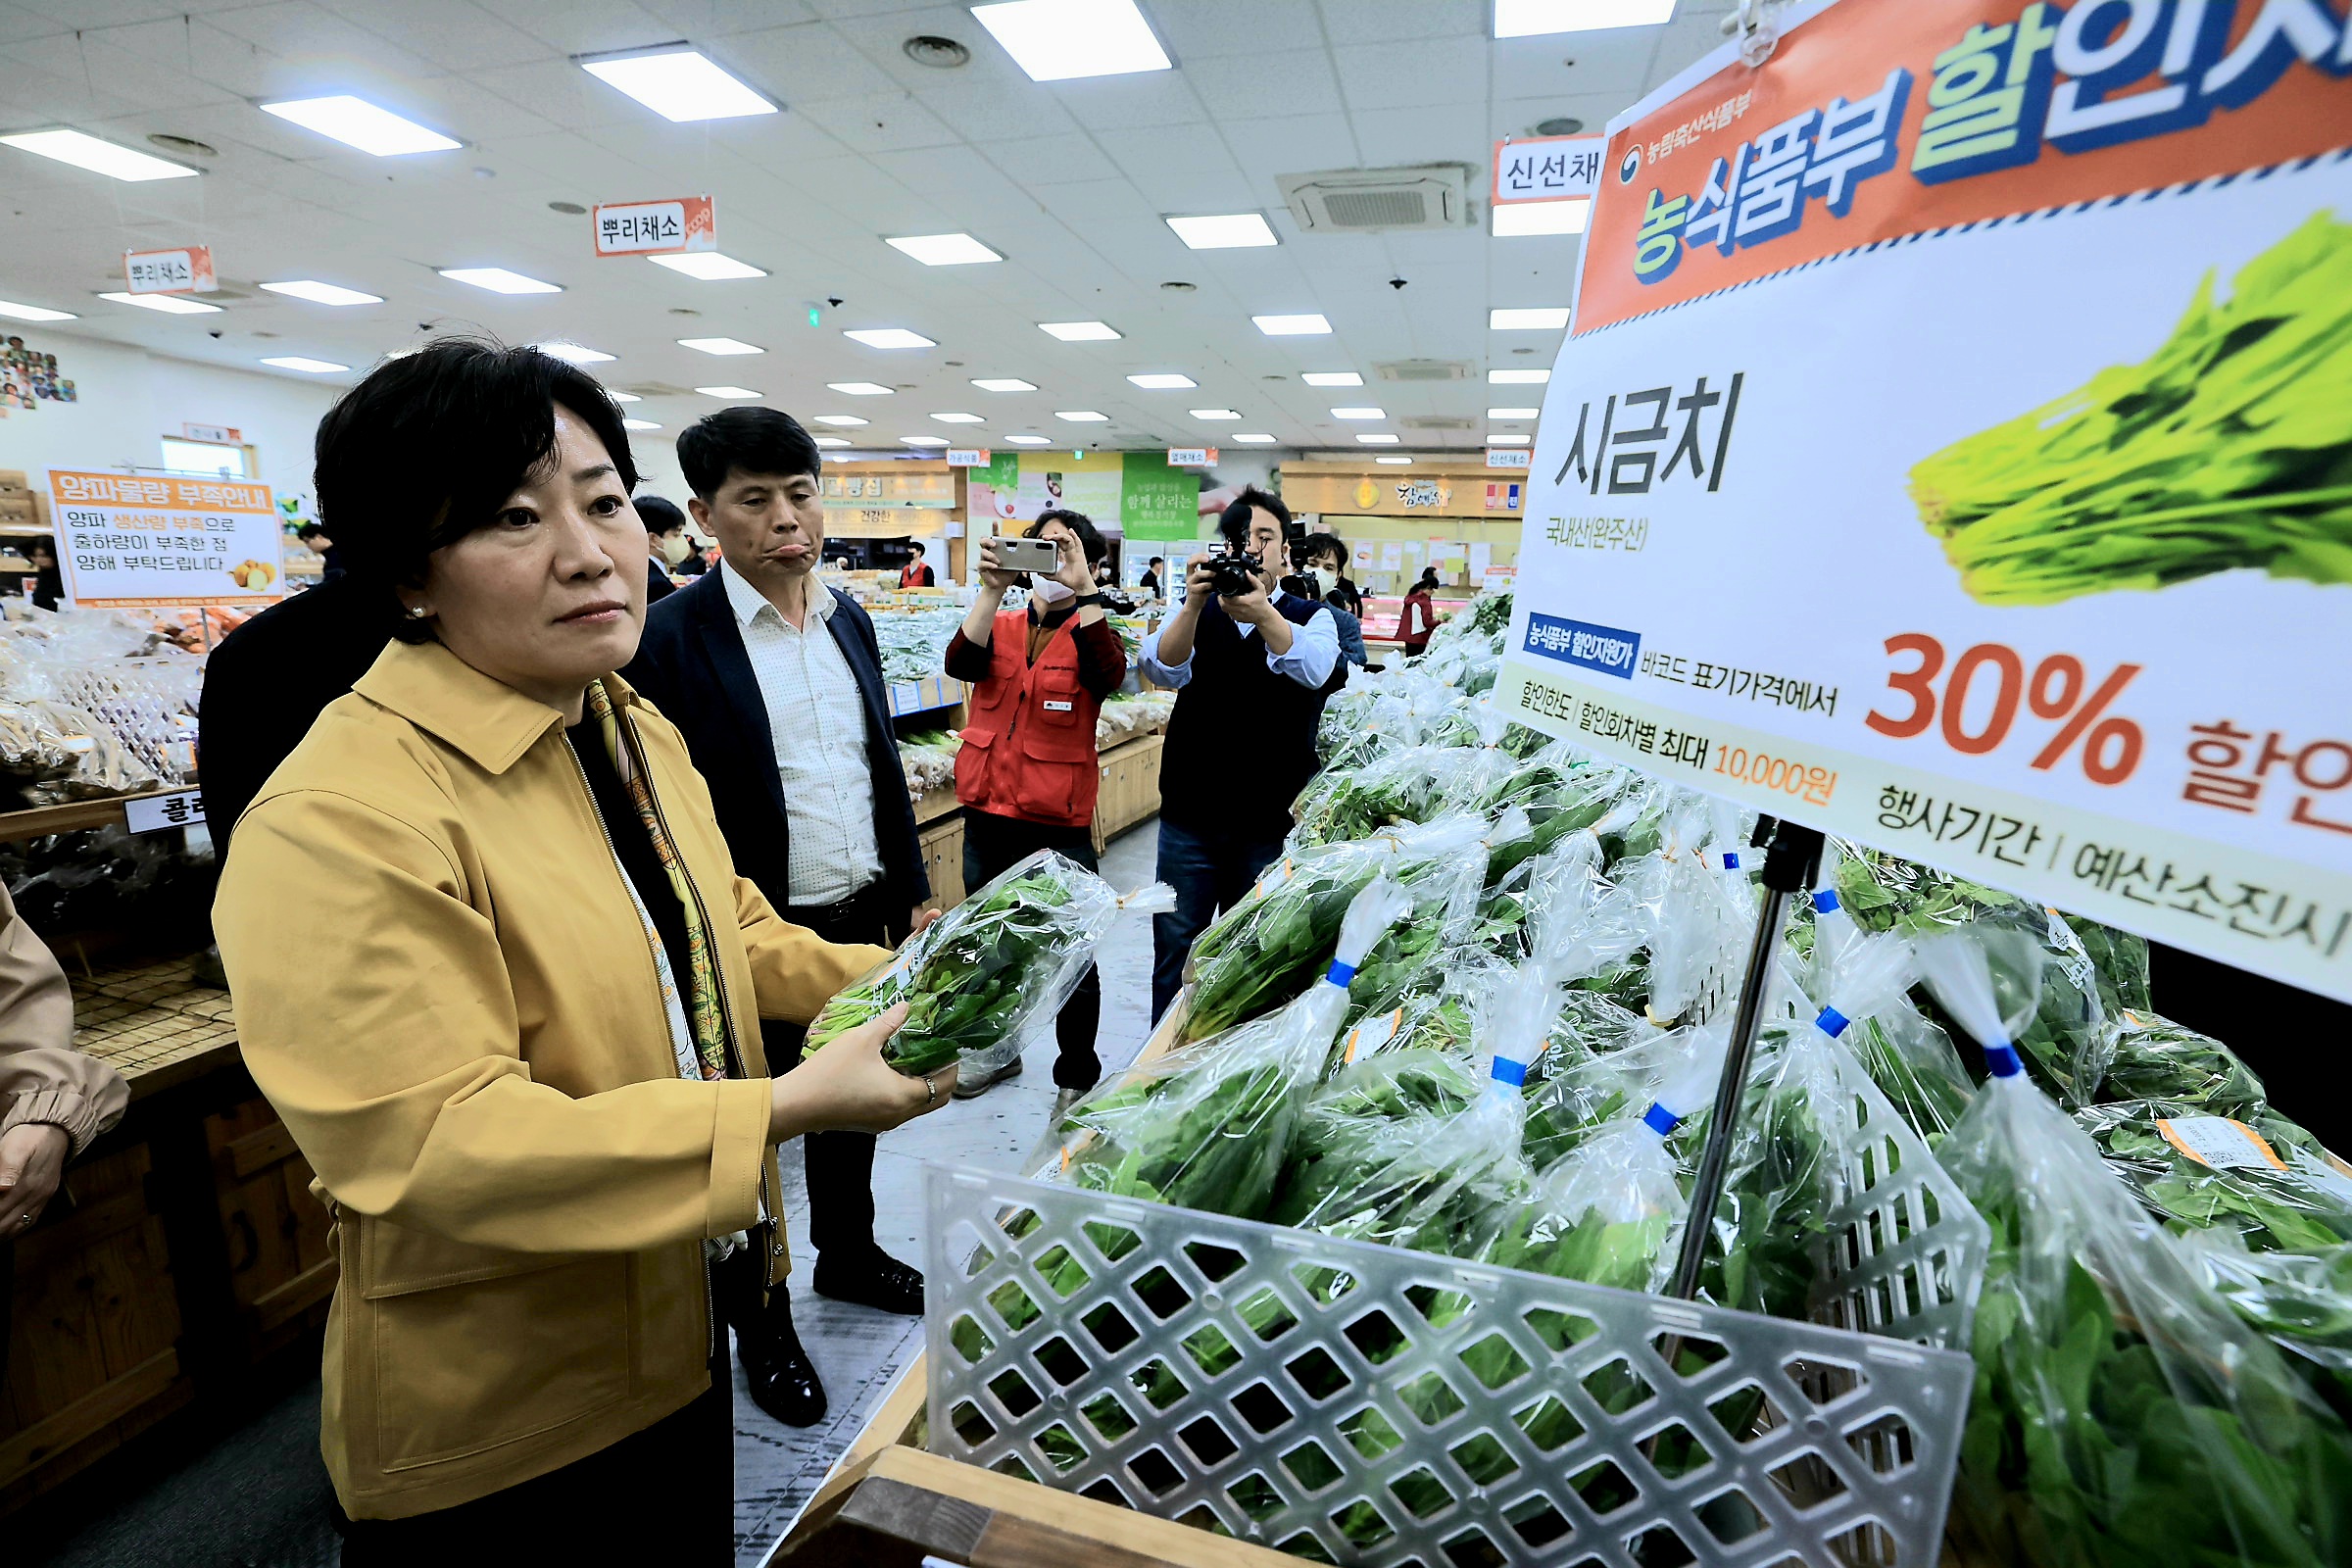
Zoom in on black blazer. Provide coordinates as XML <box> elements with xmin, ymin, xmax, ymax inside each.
<box><xmin>622</xmin><ymin>570</ymin><xmax>928</xmax><ymax>914</ymax></box>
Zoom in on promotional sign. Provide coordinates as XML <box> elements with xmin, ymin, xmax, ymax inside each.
<box><xmin>123</xmin><ymin>247</ymin><xmax>216</xmax><ymax>294</ymax></box>
<box><xmin>181</xmin><ymin>422</ymin><xmax>239</xmax><ymax>444</ymax></box>
<box><xmin>1498</xmin><ymin>0</ymin><xmax>2352</xmax><ymax>999</ymax></box>
<box><xmin>1492</xmin><ymin>134</ymin><xmax>1606</xmax><ymax>203</ymax></box>
<box><xmin>945</xmin><ymin>448</ymin><xmax>990</xmax><ymax>466</ymax></box>
<box><xmin>47</xmin><ymin>470</ymin><xmax>283</xmax><ymax>609</ymax></box>
<box><xmin>1166</xmin><ymin>447</ymin><xmax>1218</xmax><ymax>467</ymax></box>
<box><xmin>591</xmin><ymin>196</ymin><xmax>715</xmax><ymax>256</ymax></box>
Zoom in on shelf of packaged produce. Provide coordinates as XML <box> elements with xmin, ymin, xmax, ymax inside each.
<box><xmin>0</xmin><ymin>787</ymin><xmax>188</xmax><ymax>845</ymax></box>
<box><xmin>888</xmin><ymin>675</ymin><xmax>967</xmax><ymax>717</ymax></box>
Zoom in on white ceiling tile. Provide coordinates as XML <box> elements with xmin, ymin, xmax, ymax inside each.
<box><xmin>1199</xmin><ymin>47</ymin><xmax>1343</xmax><ymax>116</ymax></box>
<box><xmin>821</xmin><ymin>4</ymin><xmax>1034</xmax><ymax>93</ymax></box>
<box><xmin>0</xmin><ymin>1</ymin><xmax>69</xmax><ymax>41</ymax></box>
<box><xmin>203</xmin><ymin>3</ymin><xmax>450</xmax><ymax>86</ymax></box>
<box><xmin>9</xmin><ymin>31</ymin><xmax>247</xmax><ymax>113</ymax></box>
<box><xmin>635</xmin><ymin>0</ymin><xmax>820</xmax><ymax>33</ymax></box>
<box><xmin>720</xmin><ymin>20</ymin><xmax>906</xmax><ymax>103</ymax></box>
<box><xmin>790</xmin><ymin>91</ymin><xmax>961</xmax><ymax>152</ymax></box>
<box><xmin>1348</xmin><ymin>103</ymin><xmax>1488</xmax><ymax>170</ymax></box>
<box><xmin>1333</xmin><ymin>34</ymin><xmax>1489</xmax><ymax>111</ymax></box>
<box><xmin>976</xmin><ymin>132</ymin><xmax>1118</xmax><ymax>186</ymax></box>
<box><xmin>1152</xmin><ymin>0</ymin><xmax>1326</xmax><ymax>58</ymax></box>
<box><xmin>1223</xmin><ymin>114</ymin><xmax>1360</xmax><ymax>186</ymax></box>
<box><xmin>463</xmin><ymin>58</ymin><xmax>662</xmax><ymax>130</ymax></box>
<box><xmin>1313</xmin><ymin>0</ymin><xmax>1483</xmax><ymax>44</ymax></box>
<box><xmin>314</xmin><ymin>0</ymin><xmax>554</xmax><ymax>72</ymax></box>
<box><xmin>906</xmin><ymin>78</ymin><xmax>1077</xmax><ymax>142</ymax></box>
<box><xmin>1054</xmin><ymin>71</ymin><xmax>1207</xmax><ymax>132</ymax></box>
<box><xmin>1493</xmin><ymin>28</ymin><xmax>1659</xmax><ymax>100</ymax></box>
<box><xmin>473</xmin><ymin>0</ymin><xmax>676</xmax><ymax>55</ymax></box>
<box><xmin>1489</xmin><ymin>92</ymin><xmax>1632</xmax><ymax>140</ymax></box>
<box><xmin>11</xmin><ymin>0</ymin><xmax>190</xmax><ymax>24</ymax></box>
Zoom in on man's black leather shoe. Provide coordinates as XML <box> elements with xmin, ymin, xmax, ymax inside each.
<box><xmin>737</xmin><ymin>1287</ymin><xmax>827</xmax><ymax>1428</ymax></box>
<box><xmin>812</xmin><ymin>1249</ymin><xmax>924</xmax><ymax>1316</ymax></box>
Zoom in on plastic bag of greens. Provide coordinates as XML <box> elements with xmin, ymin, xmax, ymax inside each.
<box><xmin>2074</xmin><ymin>1100</ymin><xmax>2352</xmax><ymax>1254</ymax></box>
<box><xmin>2090</xmin><ymin>1007</ymin><xmax>2269</xmax><ymax>1115</ymax></box>
<box><xmin>1059</xmin><ymin>877</ymin><xmax>1412</xmax><ymax>1222</ymax></box>
<box><xmin>1845</xmin><ymin>1002</ymin><xmax>1976</xmax><ymax>1145</ymax></box>
<box><xmin>807</xmin><ymin>853</ymin><xmax>1169</xmax><ymax>1076</ymax></box>
<box><xmin>2176</xmin><ymin>1237</ymin><xmax>2352</xmax><ymax>1413</ymax></box>
<box><xmin>1182</xmin><ymin>814</ymin><xmax>1488</xmax><ymax>1040</ymax></box>
<box><xmin>1925</xmin><ymin>930</ymin><xmax>2352</xmax><ymax>1568</ymax></box>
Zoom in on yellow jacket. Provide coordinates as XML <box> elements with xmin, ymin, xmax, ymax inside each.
<box><xmin>214</xmin><ymin>640</ymin><xmax>890</xmax><ymax>1519</ymax></box>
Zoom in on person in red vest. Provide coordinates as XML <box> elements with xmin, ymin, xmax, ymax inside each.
<box><xmin>942</xmin><ymin>510</ymin><xmax>1127</xmax><ymax>1112</ymax></box>
<box><xmin>1398</xmin><ymin>565</ymin><xmax>1442</xmax><ymax>655</ymax></box>
<box><xmin>898</xmin><ymin>542</ymin><xmax>936</xmax><ymax>588</ymax></box>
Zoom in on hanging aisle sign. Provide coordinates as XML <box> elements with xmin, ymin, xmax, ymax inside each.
<box><xmin>1497</xmin><ymin>0</ymin><xmax>2352</xmax><ymax>1000</ymax></box>
<box><xmin>47</xmin><ymin>470</ymin><xmax>284</xmax><ymax>609</ymax></box>
<box><xmin>123</xmin><ymin>247</ymin><xmax>216</xmax><ymax>294</ymax></box>
<box><xmin>1492</xmin><ymin>133</ymin><xmax>1605</xmax><ymax>204</ymax></box>
<box><xmin>591</xmin><ymin>196</ymin><xmax>715</xmax><ymax>256</ymax></box>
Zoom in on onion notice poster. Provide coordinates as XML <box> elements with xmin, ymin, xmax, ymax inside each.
<box><xmin>48</xmin><ymin>470</ymin><xmax>284</xmax><ymax>609</ymax></box>
<box><xmin>1499</xmin><ymin>0</ymin><xmax>2352</xmax><ymax>998</ymax></box>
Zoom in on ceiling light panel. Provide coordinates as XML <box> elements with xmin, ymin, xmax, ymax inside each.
<box><xmin>1253</xmin><ymin>313</ymin><xmax>1331</xmax><ymax>336</ymax></box>
<box><xmin>622</xmin><ymin>418</ymin><xmax>662</xmax><ymax>431</ymax></box>
<box><xmin>1331</xmin><ymin>407</ymin><xmax>1385</xmax><ymax>419</ymax></box>
<box><xmin>1376</xmin><ymin>456</ymin><xmax>1413</xmax><ymax>465</ymax></box>
<box><xmin>99</xmin><ymin>290</ymin><xmax>220</xmax><ymax>315</ymax></box>
<box><xmin>1491</xmin><ymin>368</ymin><xmax>1552</xmax><ymax>383</ymax></box>
<box><xmin>1491</xmin><ymin>307</ymin><xmax>1573</xmax><ymax>329</ymax></box>
<box><xmin>1165</xmin><ymin>213</ymin><xmax>1278</xmax><ymax>249</ymax></box>
<box><xmin>972</xmin><ymin>0</ymin><xmax>1172</xmax><ymax>82</ymax></box>
<box><xmin>1487</xmin><ymin>433</ymin><xmax>1532</xmax><ymax>445</ymax></box>
<box><xmin>1190</xmin><ymin>409</ymin><xmax>1242</xmax><ymax>420</ymax></box>
<box><xmin>0</xmin><ymin>299</ymin><xmax>76</xmax><ymax>322</ymax></box>
<box><xmin>260</xmin><ymin>279</ymin><xmax>381</xmax><ymax>306</ymax></box>
<box><xmin>971</xmin><ymin>377</ymin><xmax>1037</xmax><ymax>392</ymax></box>
<box><xmin>1301</xmin><ymin>371</ymin><xmax>1361</xmax><ymax>387</ymax></box>
<box><xmin>828</xmin><ymin>381</ymin><xmax>893</xmax><ymax>395</ymax></box>
<box><xmin>931</xmin><ymin>412</ymin><xmax>984</xmax><ymax>423</ymax></box>
<box><xmin>901</xmin><ymin>435</ymin><xmax>950</xmax><ymax>446</ymax></box>
<box><xmin>1127</xmin><ymin>373</ymin><xmax>1197</xmax><ymax>389</ymax></box>
<box><xmin>608</xmin><ymin>391</ymin><xmax>642</xmax><ymax>403</ymax></box>
<box><xmin>650</xmin><ymin>252</ymin><xmax>766</xmax><ymax>280</ymax></box>
<box><xmin>1494</xmin><ymin>198</ymin><xmax>1592</xmax><ymax>237</ymax></box>
<box><xmin>1040</xmin><ymin>320</ymin><xmax>1119</xmax><ymax>341</ymax></box>
<box><xmin>844</xmin><ymin>327</ymin><xmax>935</xmax><ymax>349</ymax></box>
<box><xmin>678</xmin><ymin>336</ymin><xmax>761</xmax><ymax>355</ymax></box>
<box><xmin>886</xmin><ymin>232</ymin><xmax>1002</xmax><ymax>266</ymax></box>
<box><xmin>1494</xmin><ymin>0</ymin><xmax>1679</xmax><ymax>37</ymax></box>
<box><xmin>1489</xmin><ymin>407</ymin><xmax>1542</xmax><ymax>419</ymax></box>
<box><xmin>696</xmin><ymin>385</ymin><xmax>762</xmax><ymax>398</ymax></box>
<box><xmin>814</xmin><ymin>415</ymin><xmax>869</xmax><ymax>426</ymax></box>
<box><xmin>1</xmin><ymin>128</ymin><xmax>199</xmax><ymax>180</ymax></box>
<box><xmin>259</xmin><ymin>96</ymin><xmax>461</xmax><ymax>156</ymax></box>
<box><xmin>1231</xmin><ymin>433</ymin><xmax>1277</xmax><ymax>444</ymax></box>
<box><xmin>533</xmin><ymin>341</ymin><xmax>614</xmax><ymax>364</ymax></box>
<box><xmin>813</xmin><ymin>436</ymin><xmax>852</xmax><ymax>448</ymax></box>
<box><xmin>1004</xmin><ymin>434</ymin><xmax>1052</xmax><ymax>445</ymax></box>
<box><xmin>579</xmin><ymin>48</ymin><xmax>776</xmax><ymax>122</ymax></box>
<box><xmin>1055</xmin><ymin>410</ymin><xmax>1108</xmax><ymax>421</ymax></box>
<box><xmin>1356</xmin><ymin>433</ymin><xmax>1400</xmax><ymax>444</ymax></box>
<box><xmin>261</xmin><ymin>356</ymin><xmax>347</xmax><ymax>372</ymax></box>
<box><xmin>439</xmin><ymin>267</ymin><xmax>560</xmax><ymax>294</ymax></box>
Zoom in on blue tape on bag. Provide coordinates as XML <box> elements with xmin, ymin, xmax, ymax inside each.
<box><xmin>1490</xmin><ymin>1056</ymin><xmax>1529</xmax><ymax>1088</ymax></box>
<box><xmin>1812</xmin><ymin>889</ymin><xmax>1840</xmax><ymax>914</ymax></box>
<box><xmin>1642</xmin><ymin>1102</ymin><xmax>1680</xmax><ymax>1137</ymax></box>
<box><xmin>1325</xmin><ymin>960</ymin><xmax>1357</xmax><ymax>988</ymax></box>
<box><xmin>1985</xmin><ymin>1042</ymin><xmax>2023</xmax><ymax>1078</ymax></box>
<box><xmin>1720</xmin><ymin>851</ymin><xmax>1742</xmax><ymax>870</ymax></box>
<box><xmin>1815</xmin><ymin>1005</ymin><xmax>1850</xmax><ymax>1038</ymax></box>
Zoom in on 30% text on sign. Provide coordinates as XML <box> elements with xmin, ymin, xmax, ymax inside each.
<box><xmin>1865</xmin><ymin>634</ymin><xmax>2144</xmax><ymax>786</ymax></box>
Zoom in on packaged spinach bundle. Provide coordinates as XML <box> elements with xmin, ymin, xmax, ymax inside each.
<box><xmin>1923</xmin><ymin>930</ymin><xmax>2352</xmax><ymax>1568</ymax></box>
<box><xmin>2090</xmin><ymin>1007</ymin><xmax>2269</xmax><ymax>1116</ymax></box>
<box><xmin>806</xmin><ymin>851</ymin><xmax>1169</xmax><ymax>1077</ymax></box>
<box><xmin>2073</xmin><ymin>1100</ymin><xmax>2352</xmax><ymax>1255</ymax></box>
<box><xmin>1058</xmin><ymin>877</ymin><xmax>1412</xmax><ymax>1222</ymax></box>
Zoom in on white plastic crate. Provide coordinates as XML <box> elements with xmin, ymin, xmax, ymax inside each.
<box><xmin>926</xmin><ymin>1161</ymin><xmax>1976</xmax><ymax>1568</ymax></box>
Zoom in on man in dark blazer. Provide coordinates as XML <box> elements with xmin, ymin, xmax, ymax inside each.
<box><xmin>623</xmin><ymin>407</ymin><xmax>929</xmax><ymax>1431</ymax></box>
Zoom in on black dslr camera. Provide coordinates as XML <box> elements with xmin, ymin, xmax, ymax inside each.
<box><xmin>1204</xmin><ymin>540</ymin><xmax>1263</xmax><ymax>597</ymax></box>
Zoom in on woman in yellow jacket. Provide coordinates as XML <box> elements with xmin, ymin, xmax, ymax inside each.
<box><xmin>213</xmin><ymin>339</ymin><xmax>948</xmax><ymax>1562</ymax></box>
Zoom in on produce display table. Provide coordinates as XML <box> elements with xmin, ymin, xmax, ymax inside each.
<box><xmin>0</xmin><ymin>959</ymin><xmax>329</xmax><ymax>1517</ymax></box>
<box><xmin>0</xmin><ymin>788</ymin><xmax>196</xmax><ymax>846</ymax></box>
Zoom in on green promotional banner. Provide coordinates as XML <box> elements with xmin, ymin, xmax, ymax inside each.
<box><xmin>1121</xmin><ymin>452</ymin><xmax>1200</xmax><ymax>541</ymax></box>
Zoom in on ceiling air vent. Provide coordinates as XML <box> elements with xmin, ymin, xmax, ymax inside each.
<box><xmin>1401</xmin><ymin>415</ymin><xmax>1478</xmax><ymax>430</ymax></box>
<box><xmin>1277</xmin><ymin>165</ymin><xmax>1474</xmax><ymax>234</ymax></box>
<box><xmin>1374</xmin><ymin>360</ymin><xmax>1475</xmax><ymax>383</ymax></box>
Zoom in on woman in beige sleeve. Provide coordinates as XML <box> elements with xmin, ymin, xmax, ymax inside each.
<box><xmin>0</xmin><ymin>881</ymin><xmax>126</xmax><ymax>1235</ymax></box>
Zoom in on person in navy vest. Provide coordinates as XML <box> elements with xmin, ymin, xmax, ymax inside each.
<box><xmin>1143</xmin><ymin>488</ymin><xmax>1345</xmax><ymax>1022</ymax></box>
<box><xmin>622</xmin><ymin>407</ymin><xmax>930</xmax><ymax>1432</ymax></box>
<box><xmin>942</xmin><ymin>510</ymin><xmax>1128</xmax><ymax>1113</ymax></box>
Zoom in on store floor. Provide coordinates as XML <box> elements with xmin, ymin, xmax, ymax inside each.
<box><xmin>25</xmin><ymin>823</ymin><xmax>1166</xmax><ymax>1568</ymax></box>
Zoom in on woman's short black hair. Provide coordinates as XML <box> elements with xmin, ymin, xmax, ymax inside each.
<box><xmin>1027</xmin><ymin>508</ymin><xmax>1105</xmax><ymax>564</ymax></box>
<box><xmin>1416</xmin><ymin>566</ymin><xmax>1442</xmax><ymax>589</ymax></box>
<box><xmin>676</xmin><ymin>406</ymin><xmax>821</xmax><ymax>499</ymax></box>
<box><xmin>314</xmin><ymin>338</ymin><xmax>637</xmax><ymax>624</ymax></box>
<box><xmin>1298</xmin><ymin>533</ymin><xmax>1347</xmax><ymax>568</ymax></box>
<box><xmin>636</xmin><ymin>494</ymin><xmax>686</xmax><ymax>534</ymax></box>
<box><xmin>1217</xmin><ymin>485</ymin><xmax>1293</xmax><ymax>548</ymax></box>
<box><xmin>26</xmin><ymin>536</ymin><xmax>54</xmax><ymax>563</ymax></box>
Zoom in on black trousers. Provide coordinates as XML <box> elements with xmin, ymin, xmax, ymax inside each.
<box><xmin>336</xmin><ymin>1291</ymin><xmax>733</xmax><ymax>1565</ymax></box>
<box><xmin>766</xmin><ymin>880</ymin><xmax>907</xmax><ymax>1259</ymax></box>
<box><xmin>962</xmin><ymin>808</ymin><xmax>1103</xmax><ymax>1092</ymax></box>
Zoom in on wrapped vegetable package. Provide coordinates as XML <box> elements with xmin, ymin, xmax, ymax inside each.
<box><xmin>1921</xmin><ymin>932</ymin><xmax>2352</xmax><ymax>1568</ymax></box>
<box><xmin>2074</xmin><ymin>1100</ymin><xmax>2352</xmax><ymax>1255</ymax></box>
<box><xmin>807</xmin><ymin>852</ymin><xmax>1168</xmax><ymax>1076</ymax></box>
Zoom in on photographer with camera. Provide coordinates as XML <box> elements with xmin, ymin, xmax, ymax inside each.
<box><xmin>1142</xmin><ymin>487</ymin><xmax>1343</xmax><ymax>1021</ymax></box>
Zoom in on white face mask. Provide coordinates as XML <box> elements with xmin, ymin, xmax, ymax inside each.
<box><xmin>1032</xmin><ymin>576</ymin><xmax>1076</xmax><ymax>606</ymax></box>
<box><xmin>1311</xmin><ymin>565</ymin><xmax>1338</xmax><ymax>594</ymax></box>
<box><xmin>659</xmin><ymin>533</ymin><xmax>693</xmax><ymax>565</ymax></box>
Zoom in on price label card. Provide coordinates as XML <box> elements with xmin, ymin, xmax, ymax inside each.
<box><xmin>123</xmin><ymin>790</ymin><xmax>205</xmax><ymax>834</ymax></box>
<box><xmin>1499</xmin><ymin>0</ymin><xmax>2352</xmax><ymax>1000</ymax></box>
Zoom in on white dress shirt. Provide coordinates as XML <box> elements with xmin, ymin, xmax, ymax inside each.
<box><xmin>1142</xmin><ymin>591</ymin><xmax>1341</xmax><ymax>691</ymax></box>
<box><xmin>719</xmin><ymin>561</ymin><xmax>884</xmax><ymax>906</ymax></box>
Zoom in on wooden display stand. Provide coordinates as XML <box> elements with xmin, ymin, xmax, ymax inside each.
<box><xmin>1092</xmin><ymin>734</ymin><xmax>1165</xmax><ymax>855</ymax></box>
<box><xmin>0</xmin><ymin>959</ymin><xmax>332</xmax><ymax>1517</ymax></box>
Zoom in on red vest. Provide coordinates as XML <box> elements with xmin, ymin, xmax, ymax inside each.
<box><xmin>954</xmin><ymin>611</ymin><xmax>1102</xmax><ymax>827</ymax></box>
<box><xmin>900</xmin><ymin>562</ymin><xmax>934</xmax><ymax>588</ymax></box>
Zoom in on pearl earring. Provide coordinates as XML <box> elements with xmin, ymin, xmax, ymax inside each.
<box><xmin>406</xmin><ymin>605</ymin><xmax>431</xmax><ymax>619</ymax></box>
